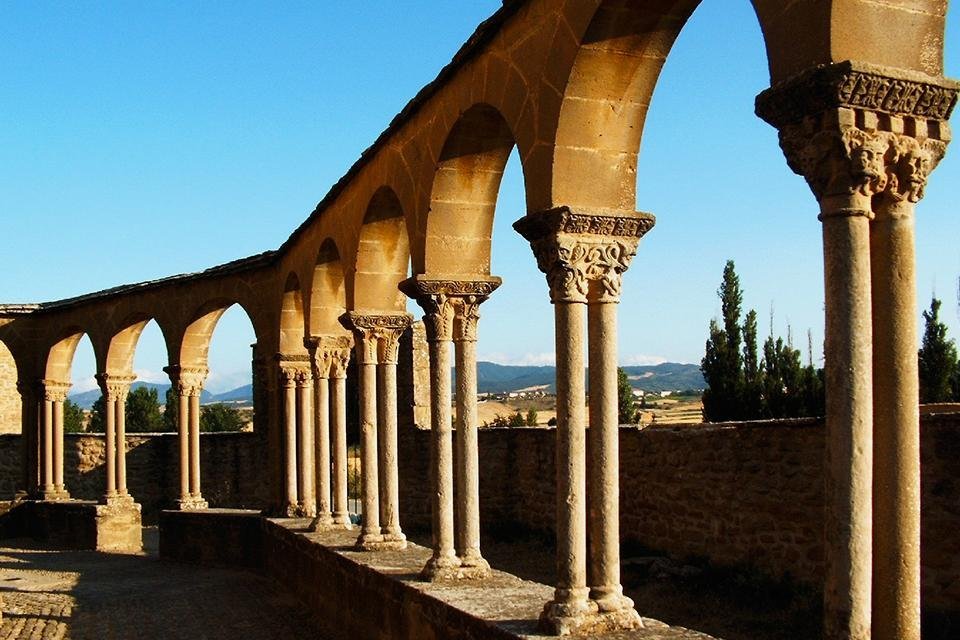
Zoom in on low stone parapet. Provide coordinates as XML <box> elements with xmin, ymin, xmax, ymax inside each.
<box><xmin>159</xmin><ymin>508</ymin><xmax>263</xmax><ymax>568</ymax></box>
<box><xmin>0</xmin><ymin>499</ymin><xmax>142</xmax><ymax>552</ymax></box>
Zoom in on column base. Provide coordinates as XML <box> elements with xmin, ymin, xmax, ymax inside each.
<box><xmin>457</xmin><ymin>552</ymin><xmax>491</xmax><ymax>580</ymax></box>
<box><xmin>540</xmin><ymin>596</ymin><xmax>643</xmax><ymax>636</ymax></box>
<box><xmin>355</xmin><ymin>531</ymin><xmax>406</xmax><ymax>551</ymax></box>
<box><xmin>331</xmin><ymin>512</ymin><xmax>353</xmax><ymax>528</ymax></box>
<box><xmin>308</xmin><ymin>513</ymin><xmax>335</xmax><ymax>531</ymax></box>
<box><xmin>420</xmin><ymin>553</ymin><xmax>462</xmax><ymax>581</ymax></box>
<box><xmin>173</xmin><ymin>496</ymin><xmax>209</xmax><ymax>511</ymax></box>
<box><xmin>38</xmin><ymin>488</ymin><xmax>71</xmax><ymax>502</ymax></box>
<box><xmin>103</xmin><ymin>493</ymin><xmax>137</xmax><ymax>508</ymax></box>
<box><xmin>298</xmin><ymin>503</ymin><xmax>317</xmax><ymax>518</ymax></box>
<box><xmin>283</xmin><ymin>504</ymin><xmax>301</xmax><ymax>518</ymax></box>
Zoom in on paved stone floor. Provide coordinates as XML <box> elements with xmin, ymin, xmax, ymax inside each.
<box><xmin>0</xmin><ymin>530</ymin><xmax>326</xmax><ymax>640</ymax></box>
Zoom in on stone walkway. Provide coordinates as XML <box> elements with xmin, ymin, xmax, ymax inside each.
<box><xmin>0</xmin><ymin>532</ymin><xmax>326</xmax><ymax>640</ymax></box>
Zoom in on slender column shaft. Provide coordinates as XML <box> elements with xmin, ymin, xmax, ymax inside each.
<box><xmin>358</xmin><ymin>360</ymin><xmax>381</xmax><ymax>542</ymax></box>
<box><xmin>105</xmin><ymin>396</ymin><xmax>117</xmax><ymax>497</ymax></box>
<box><xmin>189</xmin><ymin>393</ymin><xmax>201</xmax><ymax>498</ymax></box>
<box><xmin>314</xmin><ymin>375</ymin><xmax>332</xmax><ymax>523</ymax></box>
<box><xmin>283</xmin><ymin>382</ymin><xmax>298</xmax><ymax>512</ymax></box>
<box><xmin>298</xmin><ymin>379</ymin><xmax>316</xmax><ymax>516</ymax></box>
<box><xmin>587</xmin><ymin>299</ymin><xmax>630</xmax><ymax>612</ymax></box>
<box><xmin>178</xmin><ymin>393</ymin><xmax>190</xmax><ymax>500</ymax></box>
<box><xmin>116</xmin><ymin>397</ymin><xmax>128</xmax><ymax>495</ymax></box>
<box><xmin>871</xmin><ymin>199</ymin><xmax>920</xmax><ymax>640</ymax></box>
<box><xmin>41</xmin><ymin>399</ymin><xmax>54</xmax><ymax>493</ymax></box>
<box><xmin>821</xmin><ymin>208</ymin><xmax>874</xmax><ymax>640</ymax></box>
<box><xmin>52</xmin><ymin>399</ymin><xmax>65</xmax><ymax>492</ymax></box>
<box><xmin>454</xmin><ymin>337</ymin><xmax>483</xmax><ymax>566</ymax></box>
<box><xmin>377</xmin><ymin>361</ymin><xmax>403</xmax><ymax>540</ymax></box>
<box><xmin>549</xmin><ymin>302</ymin><xmax>591</xmax><ymax>617</ymax></box>
<box><xmin>331</xmin><ymin>376</ymin><xmax>350</xmax><ymax>525</ymax></box>
<box><xmin>427</xmin><ymin>337</ymin><xmax>456</xmax><ymax>570</ymax></box>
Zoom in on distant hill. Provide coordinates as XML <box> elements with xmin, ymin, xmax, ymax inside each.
<box><xmin>209</xmin><ymin>384</ymin><xmax>253</xmax><ymax>403</ymax></box>
<box><xmin>70</xmin><ymin>382</ymin><xmax>214</xmax><ymax>409</ymax></box>
<box><xmin>475</xmin><ymin>361</ymin><xmax>704</xmax><ymax>394</ymax></box>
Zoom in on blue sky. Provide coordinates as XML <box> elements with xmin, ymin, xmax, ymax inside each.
<box><xmin>2</xmin><ymin>2</ymin><xmax>958</xmax><ymax>393</ymax></box>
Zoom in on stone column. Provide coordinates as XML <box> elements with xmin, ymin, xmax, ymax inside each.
<box><xmin>516</xmin><ymin>206</ymin><xmax>654</xmax><ymax>635</ymax></box>
<box><xmin>277</xmin><ymin>360</ymin><xmax>307</xmax><ymax>517</ymax></box>
<box><xmin>341</xmin><ymin>312</ymin><xmax>411</xmax><ymax>551</ymax></box>
<box><xmin>870</xmin><ymin>126</ymin><xmax>948</xmax><ymax>640</ymax></box>
<box><xmin>46</xmin><ymin>381</ymin><xmax>70</xmax><ymax>499</ymax></box>
<box><xmin>297</xmin><ymin>367</ymin><xmax>316</xmax><ymax>517</ymax></box>
<box><xmin>756</xmin><ymin>63</ymin><xmax>958</xmax><ymax>640</ymax></box>
<box><xmin>377</xmin><ymin>323</ymin><xmax>409</xmax><ymax>548</ymax></box>
<box><xmin>41</xmin><ymin>391</ymin><xmax>53</xmax><ymax>497</ymax></box>
<box><xmin>400</xmin><ymin>282</ymin><xmax>457</xmax><ymax>579</ymax></box>
<box><xmin>330</xmin><ymin>346</ymin><xmax>352</xmax><ymax>527</ymax></box>
<box><xmin>96</xmin><ymin>373</ymin><xmax>136</xmax><ymax>505</ymax></box>
<box><xmin>164</xmin><ymin>366</ymin><xmax>208</xmax><ymax>510</ymax></box>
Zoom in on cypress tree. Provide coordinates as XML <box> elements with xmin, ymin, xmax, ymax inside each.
<box><xmin>918</xmin><ymin>297</ymin><xmax>958</xmax><ymax>403</ymax></box>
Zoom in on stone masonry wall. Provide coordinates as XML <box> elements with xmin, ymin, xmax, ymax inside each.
<box><xmin>0</xmin><ymin>431</ymin><xmax>269</xmax><ymax>523</ymax></box>
<box><xmin>399</xmin><ymin>414</ymin><xmax>960</xmax><ymax>615</ymax></box>
<box><xmin>0</xmin><ymin>343</ymin><xmax>20</xmax><ymax>434</ymax></box>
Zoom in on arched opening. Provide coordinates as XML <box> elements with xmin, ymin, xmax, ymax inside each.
<box><xmin>310</xmin><ymin>239</ymin><xmax>348</xmax><ymax>337</ymax></box>
<box><xmin>351</xmin><ymin>187</ymin><xmax>410</xmax><ymax>312</ymax></box>
<box><xmin>0</xmin><ymin>340</ymin><xmax>21</xmax><ymax>434</ymax></box>
<box><xmin>423</xmin><ymin>104</ymin><xmax>516</xmax><ymax>277</ymax></box>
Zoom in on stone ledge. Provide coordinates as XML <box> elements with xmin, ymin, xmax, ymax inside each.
<box><xmin>0</xmin><ymin>499</ymin><xmax>142</xmax><ymax>553</ymax></box>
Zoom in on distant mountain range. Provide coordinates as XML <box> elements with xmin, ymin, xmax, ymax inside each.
<box><xmin>69</xmin><ymin>382</ymin><xmax>252</xmax><ymax>410</ymax></box>
<box><xmin>67</xmin><ymin>362</ymin><xmax>704</xmax><ymax>408</ymax></box>
<box><xmin>475</xmin><ymin>361</ymin><xmax>704</xmax><ymax>394</ymax></box>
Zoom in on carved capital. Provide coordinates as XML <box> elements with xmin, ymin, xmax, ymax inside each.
<box><xmin>276</xmin><ymin>355</ymin><xmax>311</xmax><ymax>388</ymax></box>
<box><xmin>95</xmin><ymin>373</ymin><xmax>137</xmax><ymax>401</ymax></box>
<box><xmin>513</xmin><ymin>207</ymin><xmax>654</xmax><ymax>304</ymax></box>
<box><xmin>42</xmin><ymin>380</ymin><xmax>71</xmax><ymax>403</ymax></box>
<box><xmin>339</xmin><ymin>312</ymin><xmax>412</xmax><ymax>365</ymax></box>
<box><xmin>879</xmin><ymin>133</ymin><xmax>948</xmax><ymax>206</ymax></box>
<box><xmin>400</xmin><ymin>276</ymin><xmax>501</xmax><ymax>343</ymax></box>
<box><xmin>307</xmin><ymin>335</ymin><xmax>353</xmax><ymax>379</ymax></box>
<box><xmin>163</xmin><ymin>365</ymin><xmax>208</xmax><ymax>397</ymax></box>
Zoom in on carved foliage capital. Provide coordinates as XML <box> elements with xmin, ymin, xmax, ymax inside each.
<box><xmin>42</xmin><ymin>379</ymin><xmax>71</xmax><ymax>403</ymax></box>
<box><xmin>308</xmin><ymin>335</ymin><xmax>353</xmax><ymax>379</ymax></box>
<box><xmin>401</xmin><ymin>277</ymin><xmax>500</xmax><ymax>343</ymax></box>
<box><xmin>882</xmin><ymin>134</ymin><xmax>947</xmax><ymax>204</ymax></box>
<box><xmin>276</xmin><ymin>355</ymin><xmax>311</xmax><ymax>387</ymax></box>
<box><xmin>339</xmin><ymin>313</ymin><xmax>412</xmax><ymax>365</ymax></box>
<box><xmin>514</xmin><ymin>207</ymin><xmax>654</xmax><ymax>304</ymax></box>
<box><xmin>96</xmin><ymin>373</ymin><xmax>138</xmax><ymax>401</ymax></box>
<box><xmin>164</xmin><ymin>365</ymin><xmax>208</xmax><ymax>397</ymax></box>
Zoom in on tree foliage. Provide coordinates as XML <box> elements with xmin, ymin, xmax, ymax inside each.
<box><xmin>63</xmin><ymin>398</ymin><xmax>85</xmax><ymax>433</ymax></box>
<box><xmin>200</xmin><ymin>403</ymin><xmax>246</xmax><ymax>432</ymax></box>
<box><xmin>918</xmin><ymin>297</ymin><xmax>958</xmax><ymax>403</ymax></box>
<box><xmin>701</xmin><ymin>260</ymin><xmax>825</xmax><ymax>422</ymax></box>
<box><xmin>617</xmin><ymin>368</ymin><xmax>639</xmax><ymax>424</ymax></box>
<box><xmin>125</xmin><ymin>386</ymin><xmax>165</xmax><ymax>432</ymax></box>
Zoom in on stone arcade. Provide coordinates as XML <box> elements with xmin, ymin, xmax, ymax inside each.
<box><xmin>0</xmin><ymin>2</ymin><xmax>957</xmax><ymax>639</ymax></box>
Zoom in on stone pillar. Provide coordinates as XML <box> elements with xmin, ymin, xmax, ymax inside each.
<box><xmin>164</xmin><ymin>366</ymin><xmax>208</xmax><ymax>510</ymax></box>
<box><xmin>341</xmin><ymin>312</ymin><xmax>412</xmax><ymax>551</ymax></box>
<box><xmin>297</xmin><ymin>367</ymin><xmax>316</xmax><ymax>517</ymax></box>
<box><xmin>756</xmin><ymin>62</ymin><xmax>958</xmax><ymax>640</ymax></box>
<box><xmin>516</xmin><ymin>206</ymin><xmax>654</xmax><ymax>635</ymax></box>
<box><xmin>36</xmin><ymin>379</ymin><xmax>72</xmax><ymax>501</ymax></box>
<box><xmin>277</xmin><ymin>359</ymin><xmax>309</xmax><ymax>517</ymax></box>
<box><xmin>330</xmin><ymin>346</ymin><xmax>352</xmax><ymax>527</ymax></box>
<box><xmin>871</xmin><ymin>127</ymin><xmax>948</xmax><ymax>640</ymax></box>
<box><xmin>402</xmin><ymin>277</ymin><xmax>501</xmax><ymax>579</ymax></box>
<box><xmin>17</xmin><ymin>381</ymin><xmax>39</xmax><ymax>498</ymax></box>
<box><xmin>95</xmin><ymin>373</ymin><xmax>136</xmax><ymax>505</ymax></box>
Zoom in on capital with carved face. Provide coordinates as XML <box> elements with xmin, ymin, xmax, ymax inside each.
<box><xmin>339</xmin><ymin>312</ymin><xmax>412</xmax><ymax>365</ymax></box>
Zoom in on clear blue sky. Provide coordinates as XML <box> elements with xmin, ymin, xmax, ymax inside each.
<box><xmin>2</xmin><ymin>2</ymin><xmax>958</xmax><ymax>393</ymax></box>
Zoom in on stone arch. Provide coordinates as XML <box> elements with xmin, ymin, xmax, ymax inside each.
<box><xmin>179</xmin><ymin>300</ymin><xmax>261</xmax><ymax>369</ymax></box>
<box><xmin>421</xmin><ymin>103</ymin><xmax>518</xmax><ymax>277</ymax></box>
<box><xmin>350</xmin><ymin>186</ymin><xmax>410</xmax><ymax>312</ymax></box>
<box><xmin>44</xmin><ymin>329</ymin><xmax>88</xmax><ymax>382</ymax></box>
<box><xmin>104</xmin><ymin>314</ymin><xmax>160</xmax><ymax>376</ymax></box>
<box><xmin>309</xmin><ymin>239</ymin><xmax>348</xmax><ymax>336</ymax></box>
<box><xmin>279</xmin><ymin>273</ymin><xmax>308</xmax><ymax>355</ymax></box>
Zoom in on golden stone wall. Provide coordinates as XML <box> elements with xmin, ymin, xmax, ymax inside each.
<box><xmin>0</xmin><ymin>342</ymin><xmax>20</xmax><ymax>434</ymax></box>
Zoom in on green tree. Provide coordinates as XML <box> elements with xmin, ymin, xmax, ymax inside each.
<box><xmin>762</xmin><ymin>334</ymin><xmax>805</xmax><ymax>419</ymax></box>
<box><xmin>508</xmin><ymin>410</ymin><xmax>526</xmax><ymax>427</ymax></box>
<box><xmin>63</xmin><ymin>398</ymin><xmax>85</xmax><ymax>433</ymax></box>
<box><xmin>741</xmin><ymin>309</ymin><xmax>764</xmax><ymax>419</ymax></box>
<box><xmin>163</xmin><ymin>387</ymin><xmax>178</xmax><ymax>432</ymax></box>
<box><xmin>200</xmin><ymin>403</ymin><xmax>245</xmax><ymax>432</ymax></box>
<box><xmin>525</xmin><ymin>408</ymin><xmax>538</xmax><ymax>426</ymax></box>
<box><xmin>918</xmin><ymin>297</ymin><xmax>958</xmax><ymax>403</ymax></box>
<box><xmin>617</xmin><ymin>368</ymin><xmax>639</xmax><ymax>424</ymax></box>
<box><xmin>88</xmin><ymin>395</ymin><xmax>106</xmax><ymax>433</ymax></box>
<box><xmin>701</xmin><ymin>260</ymin><xmax>746</xmax><ymax>422</ymax></box>
<box><xmin>125</xmin><ymin>386</ymin><xmax>165</xmax><ymax>432</ymax></box>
